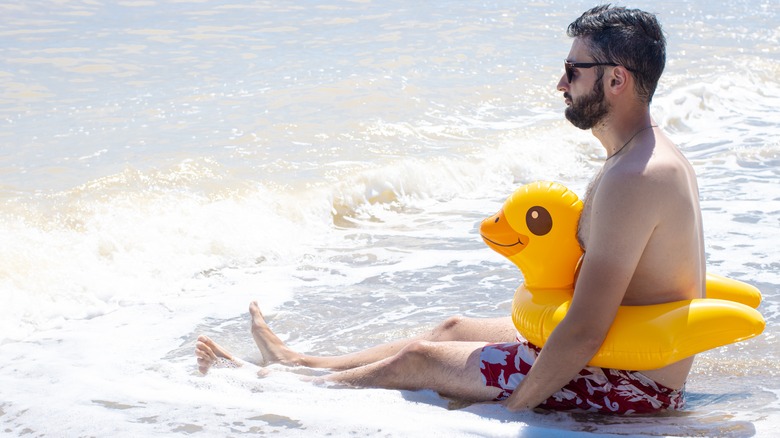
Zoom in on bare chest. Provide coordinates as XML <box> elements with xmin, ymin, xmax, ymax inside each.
<box><xmin>577</xmin><ymin>171</ymin><xmax>604</xmax><ymax>249</ymax></box>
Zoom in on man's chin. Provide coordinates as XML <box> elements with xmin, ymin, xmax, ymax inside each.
<box><xmin>564</xmin><ymin>110</ymin><xmax>594</xmax><ymax>130</ymax></box>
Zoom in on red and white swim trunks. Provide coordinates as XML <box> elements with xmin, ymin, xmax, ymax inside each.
<box><xmin>479</xmin><ymin>341</ymin><xmax>685</xmax><ymax>414</ymax></box>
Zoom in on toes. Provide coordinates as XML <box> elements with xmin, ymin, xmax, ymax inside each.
<box><xmin>195</xmin><ymin>341</ymin><xmax>218</xmax><ymax>360</ymax></box>
<box><xmin>249</xmin><ymin>301</ymin><xmax>264</xmax><ymax>317</ymax></box>
<box><xmin>194</xmin><ymin>348</ymin><xmax>209</xmax><ymax>360</ymax></box>
<box><xmin>196</xmin><ymin>336</ymin><xmax>236</xmax><ymax>362</ymax></box>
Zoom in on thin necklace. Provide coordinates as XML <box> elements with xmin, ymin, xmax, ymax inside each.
<box><xmin>606</xmin><ymin>125</ymin><xmax>658</xmax><ymax>160</ymax></box>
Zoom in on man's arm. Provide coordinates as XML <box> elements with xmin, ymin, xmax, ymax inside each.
<box><xmin>502</xmin><ymin>169</ymin><xmax>663</xmax><ymax>411</ymax></box>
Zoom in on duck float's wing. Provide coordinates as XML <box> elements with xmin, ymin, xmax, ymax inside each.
<box><xmin>594</xmin><ymin>297</ymin><xmax>765</xmax><ymax>370</ymax></box>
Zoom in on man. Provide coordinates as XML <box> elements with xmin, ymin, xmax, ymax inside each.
<box><xmin>196</xmin><ymin>5</ymin><xmax>703</xmax><ymax>414</ymax></box>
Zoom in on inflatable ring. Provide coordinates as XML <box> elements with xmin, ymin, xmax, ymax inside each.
<box><xmin>480</xmin><ymin>181</ymin><xmax>765</xmax><ymax>370</ymax></box>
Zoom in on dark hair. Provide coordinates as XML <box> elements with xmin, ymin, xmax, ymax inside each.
<box><xmin>567</xmin><ymin>4</ymin><xmax>666</xmax><ymax>104</ymax></box>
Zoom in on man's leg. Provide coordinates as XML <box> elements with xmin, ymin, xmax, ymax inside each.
<box><xmin>322</xmin><ymin>340</ymin><xmax>504</xmax><ymax>402</ymax></box>
<box><xmin>249</xmin><ymin>301</ymin><xmax>516</xmax><ymax>370</ymax></box>
<box><xmin>197</xmin><ymin>332</ymin><xmax>505</xmax><ymax>402</ymax></box>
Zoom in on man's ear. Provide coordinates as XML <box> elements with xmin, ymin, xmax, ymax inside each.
<box><xmin>608</xmin><ymin>66</ymin><xmax>630</xmax><ymax>94</ymax></box>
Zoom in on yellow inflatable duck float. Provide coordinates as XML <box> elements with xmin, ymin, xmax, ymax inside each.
<box><xmin>480</xmin><ymin>181</ymin><xmax>765</xmax><ymax>370</ymax></box>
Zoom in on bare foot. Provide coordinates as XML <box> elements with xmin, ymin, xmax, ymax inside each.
<box><xmin>195</xmin><ymin>335</ymin><xmax>242</xmax><ymax>374</ymax></box>
<box><xmin>249</xmin><ymin>301</ymin><xmax>302</xmax><ymax>366</ymax></box>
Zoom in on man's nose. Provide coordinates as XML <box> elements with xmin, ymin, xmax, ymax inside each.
<box><xmin>557</xmin><ymin>74</ymin><xmax>569</xmax><ymax>92</ymax></box>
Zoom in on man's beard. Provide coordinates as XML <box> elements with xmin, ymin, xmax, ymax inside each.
<box><xmin>565</xmin><ymin>78</ymin><xmax>609</xmax><ymax>130</ymax></box>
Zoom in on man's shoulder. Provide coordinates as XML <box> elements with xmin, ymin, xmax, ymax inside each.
<box><xmin>595</xmin><ymin>163</ymin><xmax>684</xmax><ymax>214</ymax></box>
<box><xmin>600</xmin><ymin>161</ymin><xmax>664</xmax><ymax>192</ymax></box>
<box><xmin>603</xmin><ymin>145</ymin><xmax>689</xmax><ymax>193</ymax></box>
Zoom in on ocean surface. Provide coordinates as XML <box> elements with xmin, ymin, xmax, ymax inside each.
<box><xmin>1</xmin><ymin>0</ymin><xmax>778</xmax><ymax>436</ymax></box>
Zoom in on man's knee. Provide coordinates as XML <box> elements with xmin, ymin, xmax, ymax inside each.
<box><xmin>368</xmin><ymin>340</ymin><xmax>442</xmax><ymax>390</ymax></box>
<box><xmin>388</xmin><ymin>340</ymin><xmax>434</xmax><ymax>373</ymax></box>
<box><xmin>432</xmin><ymin>315</ymin><xmax>469</xmax><ymax>341</ymax></box>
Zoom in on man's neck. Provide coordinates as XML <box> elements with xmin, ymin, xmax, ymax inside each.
<box><xmin>592</xmin><ymin>105</ymin><xmax>654</xmax><ymax>159</ymax></box>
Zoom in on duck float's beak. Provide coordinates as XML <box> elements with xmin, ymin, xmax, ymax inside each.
<box><xmin>480</xmin><ymin>209</ymin><xmax>529</xmax><ymax>258</ymax></box>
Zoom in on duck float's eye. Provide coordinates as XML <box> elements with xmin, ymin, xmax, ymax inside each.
<box><xmin>526</xmin><ymin>206</ymin><xmax>552</xmax><ymax>236</ymax></box>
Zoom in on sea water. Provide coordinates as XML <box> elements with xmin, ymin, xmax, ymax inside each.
<box><xmin>0</xmin><ymin>0</ymin><xmax>778</xmax><ymax>436</ymax></box>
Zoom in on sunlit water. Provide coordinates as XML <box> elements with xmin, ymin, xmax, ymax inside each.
<box><xmin>1</xmin><ymin>0</ymin><xmax>779</xmax><ymax>436</ymax></box>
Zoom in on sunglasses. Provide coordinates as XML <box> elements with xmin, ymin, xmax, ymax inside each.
<box><xmin>564</xmin><ymin>60</ymin><xmax>619</xmax><ymax>83</ymax></box>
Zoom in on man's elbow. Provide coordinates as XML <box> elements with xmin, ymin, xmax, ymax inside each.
<box><xmin>560</xmin><ymin>318</ymin><xmax>609</xmax><ymax>357</ymax></box>
<box><xmin>579</xmin><ymin>331</ymin><xmax>606</xmax><ymax>356</ymax></box>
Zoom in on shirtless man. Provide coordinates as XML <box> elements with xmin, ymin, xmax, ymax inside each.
<box><xmin>196</xmin><ymin>5</ymin><xmax>703</xmax><ymax>414</ymax></box>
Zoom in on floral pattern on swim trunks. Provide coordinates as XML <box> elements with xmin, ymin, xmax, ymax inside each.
<box><xmin>479</xmin><ymin>341</ymin><xmax>685</xmax><ymax>414</ymax></box>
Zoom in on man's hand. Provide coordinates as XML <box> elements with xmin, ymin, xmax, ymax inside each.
<box><xmin>501</xmin><ymin>396</ymin><xmax>531</xmax><ymax>412</ymax></box>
